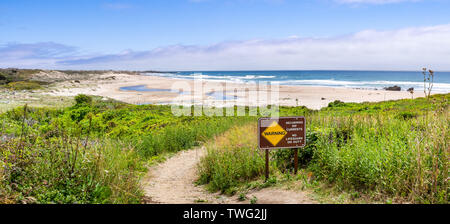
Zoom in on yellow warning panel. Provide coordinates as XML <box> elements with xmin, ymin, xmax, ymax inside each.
<box><xmin>261</xmin><ymin>121</ymin><xmax>287</xmax><ymax>146</ymax></box>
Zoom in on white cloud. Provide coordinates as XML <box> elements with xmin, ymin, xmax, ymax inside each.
<box><xmin>0</xmin><ymin>42</ymin><xmax>79</xmax><ymax>68</ymax></box>
<box><xmin>2</xmin><ymin>24</ymin><xmax>450</xmax><ymax>71</ymax></box>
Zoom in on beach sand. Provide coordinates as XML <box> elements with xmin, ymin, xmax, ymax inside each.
<box><xmin>45</xmin><ymin>72</ymin><xmax>424</xmax><ymax>110</ymax></box>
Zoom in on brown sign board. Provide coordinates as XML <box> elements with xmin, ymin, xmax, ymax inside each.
<box><xmin>258</xmin><ymin>116</ymin><xmax>306</xmax><ymax>149</ymax></box>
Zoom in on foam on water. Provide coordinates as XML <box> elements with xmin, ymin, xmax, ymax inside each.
<box><xmin>144</xmin><ymin>70</ymin><xmax>450</xmax><ymax>93</ymax></box>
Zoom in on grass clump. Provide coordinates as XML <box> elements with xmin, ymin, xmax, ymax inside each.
<box><xmin>7</xmin><ymin>81</ymin><xmax>42</xmax><ymax>90</ymax></box>
<box><xmin>197</xmin><ymin>124</ymin><xmax>265</xmax><ymax>194</ymax></box>
<box><xmin>74</xmin><ymin>94</ymin><xmax>93</xmax><ymax>106</ymax></box>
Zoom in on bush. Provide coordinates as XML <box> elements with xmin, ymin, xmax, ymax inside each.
<box><xmin>68</xmin><ymin>106</ymin><xmax>92</xmax><ymax>122</ymax></box>
<box><xmin>273</xmin><ymin>130</ymin><xmax>319</xmax><ymax>171</ymax></box>
<box><xmin>395</xmin><ymin>111</ymin><xmax>417</xmax><ymax>120</ymax></box>
<box><xmin>0</xmin><ymin>73</ymin><xmax>6</xmax><ymax>85</ymax></box>
<box><xmin>7</xmin><ymin>81</ymin><xmax>41</xmax><ymax>90</ymax></box>
<box><xmin>74</xmin><ymin>94</ymin><xmax>93</xmax><ymax>106</ymax></box>
<box><xmin>327</xmin><ymin>100</ymin><xmax>346</xmax><ymax>108</ymax></box>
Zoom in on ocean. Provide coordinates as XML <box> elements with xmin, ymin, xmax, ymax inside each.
<box><xmin>145</xmin><ymin>70</ymin><xmax>450</xmax><ymax>93</ymax></box>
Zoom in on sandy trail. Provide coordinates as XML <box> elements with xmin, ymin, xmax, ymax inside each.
<box><xmin>143</xmin><ymin>147</ymin><xmax>234</xmax><ymax>204</ymax></box>
<box><xmin>142</xmin><ymin>147</ymin><xmax>316</xmax><ymax>204</ymax></box>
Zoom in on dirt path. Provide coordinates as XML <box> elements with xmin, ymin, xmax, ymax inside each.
<box><xmin>143</xmin><ymin>147</ymin><xmax>316</xmax><ymax>204</ymax></box>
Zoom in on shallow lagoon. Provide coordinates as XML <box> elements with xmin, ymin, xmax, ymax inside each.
<box><xmin>119</xmin><ymin>85</ymin><xmax>173</xmax><ymax>92</ymax></box>
<box><xmin>120</xmin><ymin>85</ymin><xmax>237</xmax><ymax>101</ymax></box>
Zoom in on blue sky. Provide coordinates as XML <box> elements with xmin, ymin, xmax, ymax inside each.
<box><xmin>1</xmin><ymin>0</ymin><xmax>450</xmax><ymax>70</ymax></box>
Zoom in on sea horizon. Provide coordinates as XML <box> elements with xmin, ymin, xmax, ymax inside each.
<box><xmin>144</xmin><ymin>70</ymin><xmax>450</xmax><ymax>94</ymax></box>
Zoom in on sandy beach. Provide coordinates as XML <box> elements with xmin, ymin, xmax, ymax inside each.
<box><xmin>38</xmin><ymin>72</ymin><xmax>424</xmax><ymax>110</ymax></box>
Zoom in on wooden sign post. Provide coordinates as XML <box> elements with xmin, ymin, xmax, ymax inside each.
<box><xmin>258</xmin><ymin>116</ymin><xmax>306</xmax><ymax>180</ymax></box>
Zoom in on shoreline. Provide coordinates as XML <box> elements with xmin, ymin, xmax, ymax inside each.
<box><xmin>43</xmin><ymin>72</ymin><xmax>427</xmax><ymax>110</ymax></box>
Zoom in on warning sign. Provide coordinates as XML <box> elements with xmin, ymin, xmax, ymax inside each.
<box><xmin>261</xmin><ymin>121</ymin><xmax>288</xmax><ymax>146</ymax></box>
<box><xmin>258</xmin><ymin>117</ymin><xmax>306</xmax><ymax>149</ymax></box>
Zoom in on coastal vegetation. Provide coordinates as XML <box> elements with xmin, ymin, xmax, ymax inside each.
<box><xmin>0</xmin><ymin>69</ymin><xmax>42</xmax><ymax>84</ymax></box>
<box><xmin>0</xmin><ymin>69</ymin><xmax>138</xmax><ymax>90</ymax></box>
<box><xmin>0</xmin><ymin>70</ymin><xmax>448</xmax><ymax>204</ymax></box>
<box><xmin>0</xmin><ymin>69</ymin><xmax>46</xmax><ymax>90</ymax></box>
<box><xmin>198</xmin><ymin>94</ymin><xmax>449</xmax><ymax>203</ymax></box>
<box><xmin>0</xmin><ymin>95</ymin><xmax>254</xmax><ymax>203</ymax></box>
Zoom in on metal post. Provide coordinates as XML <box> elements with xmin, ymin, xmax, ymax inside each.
<box><xmin>294</xmin><ymin>148</ymin><xmax>298</xmax><ymax>174</ymax></box>
<box><xmin>265</xmin><ymin>149</ymin><xmax>269</xmax><ymax>181</ymax></box>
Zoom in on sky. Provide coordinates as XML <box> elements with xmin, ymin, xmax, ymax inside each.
<box><xmin>1</xmin><ymin>0</ymin><xmax>450</xmax><ymax>71</ymax></box>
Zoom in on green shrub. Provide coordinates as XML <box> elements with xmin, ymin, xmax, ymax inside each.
<box><xmin>7</xmin><ymin>81</ymin><xmax>41</xmax><ymax>90</ymax></box>
<box><xmin>273</xmin><ymin>130</ymin><xmax>319</xmax><ymax>171</ymax></box>
<box><xmin>68</xmin><ymin>106</ymin><xmax>92</xmax><ymax>122</ymax></box>
<box><xmin>74</xmin><ymin>94</ymin><xmax>93</xmax><ymax>106</ymax></box>
<box><xmin>327</xmin><ymin>100</ymin><xmax>346</xmax><ymax>108</ymax></box>
<box><xmin>0</xmin><ymin>73</ymin><xmax>6</xmax><ymax>85</ymax></box>
<box><xmin>395</xmin><ymin>111</ymin><xmax>417</xmax><ymax>120</ymax></box>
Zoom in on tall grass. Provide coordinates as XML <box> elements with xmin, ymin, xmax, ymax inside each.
<box><xmin>136</xmin><ymin>116</ymin><xmax>255</xmax><ymax>158</ymax></box>
<box><xmin>310</xmin><ymin>111</ymin><xmax>448</xmax><ymax>203</ymax></box>
<box><xmin>197</xmin><ymin>124</ymin><xmax>265</xmax><ymax>194</ymax></box>
<box><xmin>198</xmin><ymin>95</ymin><xmax>449</xmax><ymax>203</ymax></box>
<box><xmin>0</xmin><ymin>107</ymin><xmax>144</xmax><ymax>203</ymax></box>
